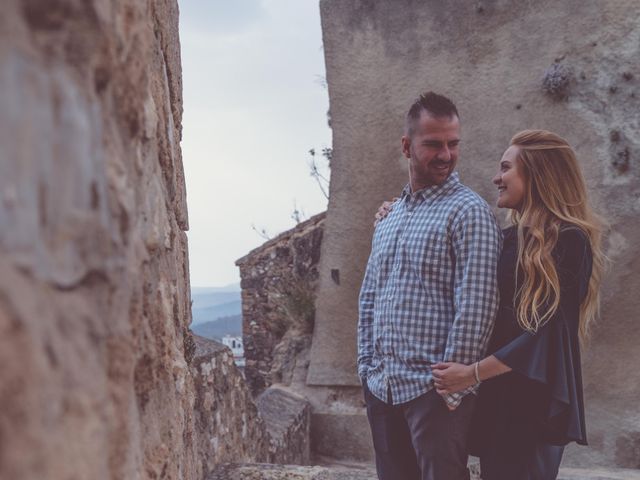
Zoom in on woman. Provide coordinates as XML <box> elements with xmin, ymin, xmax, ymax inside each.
<box><xmin>377</xmin><ymin>130</ymin><xmax>605</xmax><ymax>479</ymax></box>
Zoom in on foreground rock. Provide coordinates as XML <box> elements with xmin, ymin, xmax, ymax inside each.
<box><xmin>0</xmin><ymin>0</ymin><xmax>196</xmax><ymax>478</ymax></box>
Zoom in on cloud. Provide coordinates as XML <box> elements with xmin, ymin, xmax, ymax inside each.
<box><xmin>180</xmin><ymin>0</ymin><xmax>331</xmax><ymax>286</ymax></box>
<box><xmin>179</xmin><ymin>0</ymin><xmax>266</xmax><ymax>35</ymax></box>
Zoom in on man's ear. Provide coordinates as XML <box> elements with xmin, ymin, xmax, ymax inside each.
<box><xmin>401</xmin><ymin>135</ymin><xmax>411</xmax><ymax>159</ymax></box>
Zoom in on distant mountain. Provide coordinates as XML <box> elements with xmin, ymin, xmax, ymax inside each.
<box><xmin>192</xmin><ymin>300</ymin><xmax>241</xmax><ymax>325</ymax></box>
<box><xmin>191</xmin><ymin>291</ymin><xmax>240</xmax><ymax>309</ymax></box>
<box><xmin>191</xmin><ymin>283</ymin><xmax>241</xmax><ymax>294</ymax></box>
<box><xmin>191</xmin><ymin>286</ymin><xmax>242</xmax><ymax>326</ymax></box>
<box><xmin>192</xmin><ymin>314</ymin><xmax>242</xmax><ymax>340</ymax></box>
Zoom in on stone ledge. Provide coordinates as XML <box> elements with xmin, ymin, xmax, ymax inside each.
<box><xmin>558</xmin><ymin>468</ymin><xmax>640</xmax><ymax>479</ymax></box>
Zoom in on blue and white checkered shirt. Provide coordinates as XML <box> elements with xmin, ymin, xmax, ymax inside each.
<box><xmin>358</xmin><ymin>172</ymin><xmax>502</xmax><ymax>407</ymax></box>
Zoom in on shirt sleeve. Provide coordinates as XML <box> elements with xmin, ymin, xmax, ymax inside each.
<box><xmin>492</xmin><ymin>228</ymin><xmax>591</xmax><ymax>444</ymax></box>
<box><xmin>357</xmin><ymin>249</ymin><xmax>377</xmax><ymax>381</ymax></box>
<box><xmin>443</xmin><ymin>204</ymin><xmax>501</xmax><ymax>406</ymax></box>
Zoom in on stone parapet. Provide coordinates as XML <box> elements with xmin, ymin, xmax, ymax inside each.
<box><xmin>191</xmin><ymin>336</ymin><xmax>271</xmax><ymax>472</ymax></box>
<box><xmin>192</xmin><ymin>336</ymin><xmax>311</xmax><ymax>473</ymax></box>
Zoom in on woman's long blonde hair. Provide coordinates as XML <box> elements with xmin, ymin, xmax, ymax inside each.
<box><xmin>508</xmin><ymin>130</ymin><xmax>605</xmax><ymax>343</ymax></box>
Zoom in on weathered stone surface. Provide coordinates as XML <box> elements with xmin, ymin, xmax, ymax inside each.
<box><xmin>311</xmin><ymin>0</ymin><xmax>640</xmax><ymax>468</ymax></box>
<box><xmin>207</xmin><ymin>463</ymin><xmax>640</xmax><ymax>480</ymax></box>
<box><xmin>208</xmin><ymin>463</ymin><xmax>377</xmax><ymax>480</ymax></box>
<box><xmin>0</xmin><ymin>0</ymin><xmax>196</xmax><ymax>478</ymax></box>
<box><xmin>209</xmin><ymin>461</ymin><xmax>639</xmax><ymax>480</ymax></box>
<box><xmin>311</xmin><ymin>413</ymin><xmax>373</xmax><ymax>462</ymax></box>
<box><xmin>257</xmin><ymin>386</ymin><xmax>312</xmax><ymax>465</ymax></box>
<box><xmin>237</xmin><ymin>213</ymin><xmax>325</xmax><ymax>397</ymax></box>
<box><xmin>191</xmin><ymin>336</ymin><xmax>271</xmax><ymax>473</ymax></box>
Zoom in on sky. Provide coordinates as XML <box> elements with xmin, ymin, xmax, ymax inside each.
<box><xmin>179</xmin><ymin>1</ymin><xmax>332</xmax><ymax>288</ymax></box>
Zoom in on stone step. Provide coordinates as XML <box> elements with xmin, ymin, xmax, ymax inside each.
<box><xmin>207</xmin><ymin>463</ymin><xmax>640</xmax><ymax>480</ymax></box>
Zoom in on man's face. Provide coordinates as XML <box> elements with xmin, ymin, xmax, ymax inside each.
<box><xmin>401</xmin><ymin>112</ymin><xmax>460</xmax><ymax>191</ymax></box>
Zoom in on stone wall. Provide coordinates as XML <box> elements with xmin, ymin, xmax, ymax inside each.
<box><xmin>312</xmin><ymin>0</ymin><xmax>640</xmax><ymax>469</ymax></box>
<box><xmin>236</xmin><ymin>213</ymin><xmax>325</xmax><ymax>397</ymax></box>
<box><xmin>0</xmin><ymin>1</ymin><xmax>319</xmax><ymax>478</ymax></box>
<box><xmin>0</xmin><ymin>1</ymin><xmax>195</xmax><ymax>478</ymax></box>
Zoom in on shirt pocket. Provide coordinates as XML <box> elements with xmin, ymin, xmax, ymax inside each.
<box><xmin>403</xmin><ymin>225</ymin><xmax>450</xmax><ymax>292</ymax></box>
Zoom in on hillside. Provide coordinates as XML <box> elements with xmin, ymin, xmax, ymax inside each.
<box><xmin>191</xmin><ymin>315</ymin><xmax>242</xmax><ymax>340</ymax></box>
<box><xmin>191</xmin><ymin>287</ymin><xmax>241</xmax><ymax>326</ymax></box>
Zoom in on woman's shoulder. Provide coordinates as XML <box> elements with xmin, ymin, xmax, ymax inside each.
<box><xmin>555</xmin><ymin>225</ymin><xmax>591</xmax><ymax>259</ymax></box>
<box><xmin>554</xmin><ymin>225</ymin><xmax>593</xmax><ymax>283</ymax></box>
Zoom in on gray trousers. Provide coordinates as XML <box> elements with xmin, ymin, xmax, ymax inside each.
<box><xmin>364</xmin><ymin>382</ymin><xmax>476</xmax><ymax>480</ymax></box>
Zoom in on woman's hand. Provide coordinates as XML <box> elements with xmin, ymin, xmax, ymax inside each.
<box><xmin>432</xmin><ymin>362</ymin><xmax>476</xmax><ymax>395</ymax></box>
<box><xmin>374</xmin><ymin>199</ymin><xmax>398</xmax><ymax>226</ymax></box>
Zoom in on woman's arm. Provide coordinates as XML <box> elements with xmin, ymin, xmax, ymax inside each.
<box><xmin>432</xmin><ymin>356</ymin><xmax>512</xmax><ymax>395</ymax></box>
<box><xmin>434</xmin><ymin>228</ymin><xmax>593</xmax><ymax>396</ymax></box>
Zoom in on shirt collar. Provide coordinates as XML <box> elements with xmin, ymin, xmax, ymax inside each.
<box><xmin>401</xmin><ymin>171</ymin><xmax>460</xmax><ymax>202</ymax></box>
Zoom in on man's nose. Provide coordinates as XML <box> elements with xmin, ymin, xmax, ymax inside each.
<box><xmin>492</xmin><ymin>172</ymin><xmax>501</xmax><ymax>184</ymax></box>
<box><xmin>437</xmin><ymin>146</ymin><xmax>451</xmax><ymax>161</ymax></box>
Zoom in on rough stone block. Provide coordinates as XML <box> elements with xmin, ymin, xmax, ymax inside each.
<box><xmin>257</xmin><ymin>386</ymin><xmax>312</xmax><ymax>464</ymax></box>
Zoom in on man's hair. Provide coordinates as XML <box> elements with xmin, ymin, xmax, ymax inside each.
<box><xmin>405</xmin><ymin>91</ymin><xmax>459</xmax><ymax>136</ymax></box>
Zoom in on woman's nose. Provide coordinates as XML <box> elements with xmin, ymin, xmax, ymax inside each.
<box><xmin>492</xmin><ymin>172</ymin><xmax>501</xmax><ymax>185</ymax></box>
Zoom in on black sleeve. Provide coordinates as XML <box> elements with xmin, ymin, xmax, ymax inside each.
<box><xmin>492</xmin><ymin>227</ymin><xmax>592</xmax><ymax>444</ymax></box>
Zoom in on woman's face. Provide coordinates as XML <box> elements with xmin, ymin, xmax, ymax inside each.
<box><xmin>493</xmin><ymin>145</ymin><xmax>526</xmax><ymax>210</ymax></box>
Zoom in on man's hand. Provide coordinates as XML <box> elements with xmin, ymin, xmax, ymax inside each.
<box><xmin>432</xmin><ymin>362</ymin><xmax>476</xmax><ymax>395</ymax></box>
<box><xmin>374</xmin><ymin>199</ymin><xmax>397</xmax><ymax>226</ymax></box>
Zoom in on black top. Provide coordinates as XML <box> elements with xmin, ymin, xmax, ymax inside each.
<box><xmin>470</xmin><ymin>225</ymin><xmax>592</xmax><ymax>456</ymax></box>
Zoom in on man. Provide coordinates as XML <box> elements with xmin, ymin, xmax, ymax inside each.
<box><xmin>358</xmin><ymin>92</ymin><xmax>501</xmax><ymax>480</ymax></box>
